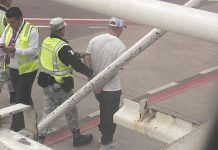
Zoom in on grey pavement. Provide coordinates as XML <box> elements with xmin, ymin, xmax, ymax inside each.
<box><xmin>50</xmin><ymin>126</ymin><xmax>165</xmax><ymax>150</ymax></box>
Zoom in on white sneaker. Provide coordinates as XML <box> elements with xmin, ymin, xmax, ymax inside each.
<box><xmin>100</xmin><ymin>142</ymin><xmax>118</xmax><ymax>150</ymax></box>
<box><xmin>110</xmin><ymin>142</ymin><xmax>118</xmax><ymax>150</ymax></box>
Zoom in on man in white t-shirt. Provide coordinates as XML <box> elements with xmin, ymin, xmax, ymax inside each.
<box><xmin>84</xmin><ymin>17</ymin><xmax>127</xmax><ymax>150</ymax></box>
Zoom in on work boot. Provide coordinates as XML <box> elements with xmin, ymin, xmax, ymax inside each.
<box><xmin>73</xmin><ymin>128</ymin><xmax>93</xmax><ymax>146</ymax></box>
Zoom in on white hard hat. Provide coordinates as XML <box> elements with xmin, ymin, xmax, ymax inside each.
<box><xmin>49</xmin><ymin>17</ymin><xmax>67</xmax><ymax>31</ymax></box>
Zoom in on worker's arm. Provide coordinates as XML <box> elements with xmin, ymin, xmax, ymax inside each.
<box><xmin>0</xmin><ymin>31</ymin><xmax>6</xmax><ymax>56</ymax></box>
<box><xmin>58</xmin><ymin>45</ymin><xmax>93</xmax><ymax>78</ymax></box>
<box><xmin>83</xmin><ymin>54</ymin><xmax>91</xmax><ymax>69</ymax></box>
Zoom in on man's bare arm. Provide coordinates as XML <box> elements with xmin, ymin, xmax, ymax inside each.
<box><xmin>84</xmin><ymin>53</ymin><xmax>92</xmax><ymax>69</ymax></box>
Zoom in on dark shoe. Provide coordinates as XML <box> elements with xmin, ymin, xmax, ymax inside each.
<box><xmin>73</xmin><ymin>129</ymin><xmax>93</xmax><ymax>146</ymax></box>
<box><xmin>37</xmin><ymin>135</ymin><xmax>45</xmax><ymax>144</ymax></box>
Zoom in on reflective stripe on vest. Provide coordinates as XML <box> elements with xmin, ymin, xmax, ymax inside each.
<box><xmin>0</xmin><ymin>10</ymin><xmax>6</xmax><ymax>68</ymax></box>
<box><xmin>4</xmin><ymin>22</ymin><xmax>38</xmax><ymax>75</ymax></box>
<box><xmin>40</xmin><ymin>37</ymin><xmax>73</xmax><ymax>83</ymax></box>
<box><xmin>0</xmin><ymin>10</ymin><xmax>6</xmax><ymax>36</ymax></box>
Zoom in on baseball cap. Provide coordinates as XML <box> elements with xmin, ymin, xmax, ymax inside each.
<box><xmin>49</xmin><ymin>17</ymin><xmax>67</xmax><ymax>31</ymax></box>
<box><xmin>109</xmin><ymin>17</ymin><xmax>127</xmax><ymax>28</ymax></box>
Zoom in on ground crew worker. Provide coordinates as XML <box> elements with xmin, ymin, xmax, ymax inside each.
<box><xmin>84</xmin><ymin>17</ymin><xmax>127</xmax><ymax>150</ymax></box>
<box><xmin>38</xmin><ymin>17</ymin><xmax>93</xmax><ymax>146</ymax></box>
<box><xmin>0</xmin><ymin>7</ymin><xmax>39</xmax><ymax>131</ymax></box>
<box><xmin>0</xmin><ymin>0</ymin><xmax>15</xmax><ymax>104</ymax></box>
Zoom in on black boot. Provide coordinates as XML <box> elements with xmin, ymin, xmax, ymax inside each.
<box><xmin>73</xmin><ymin>128</ymin><xmax>93</xmax><ymax>146</ymax></box>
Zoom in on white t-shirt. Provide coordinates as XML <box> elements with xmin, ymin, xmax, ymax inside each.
<box><xmin>86</xmin><ymin>33</ymin><xmax>126</xmax><ymax>91</ymax></box>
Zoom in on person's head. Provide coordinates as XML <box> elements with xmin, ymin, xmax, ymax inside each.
<box><xmin>49</xmin><ymin>17</ymin><xmax>66</xmax><ymax>37</ymax></box>
<box><xmin>108</xmin><ymin>17</ymin><xmax>126</xmax><ymax>37</ymax></box>
<box><xmin>0</xmin><ymin>0</ymin><xmax>13</xmax><ymax>8</ymax></box>
<box><xmin>5</xmin><ymin>7</ymin><xmax>23</xmax><ymax>30</ymax></box>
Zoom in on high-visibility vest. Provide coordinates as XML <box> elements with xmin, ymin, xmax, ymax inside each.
<box><xmin>0</xmin><ymin>9</ymin><xmax>7</xmax><ymax>68</ymax></box>
<box><xmin>4</xmin><ymin>22</ymin><xmax>38</xmax><ymax>75</ymax></box>
<box><xmin>0</xmin><ymin>9</ymin><xmax>6</xmax><ymax>36</ymax></box>
<box><xmin>40</xmin><ymin>37</ymin><xmax>73</xmax><ymax>83</ymax></box>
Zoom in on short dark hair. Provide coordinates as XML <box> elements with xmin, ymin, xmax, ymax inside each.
<box><xmin>6</xmin><ymin>7</ymin><xmax>23</xmax><ymax>20</ymax></box>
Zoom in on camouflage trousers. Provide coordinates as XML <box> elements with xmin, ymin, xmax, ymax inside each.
<box><xmin>40</xmin><ymin>83</ymin><xmax>79</xmax><ymax>136</ymax></box>
<box><xmin>0</xmin><ymin>67</ymin><xmax>14</xmax><ymax>93</ymax></box>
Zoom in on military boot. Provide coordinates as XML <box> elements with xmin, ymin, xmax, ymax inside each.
<box><xmin>72</xmin><ymin>128</ymin><xmax>93</xmax><ymax>146</ymax></box>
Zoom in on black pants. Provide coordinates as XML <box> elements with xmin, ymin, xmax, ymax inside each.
<box><xmin>204</xmin><ymin>112</ymin><xmax>218</xmax><ymax>150</ymax></box>
<box><xmin>9</xmin><ymin>91</ymin><xmax>16</xmax><ymax>104</ymax></box>
<box><xmin>95</xmin><ymin>90</ymin><xmax>121</xmax><ymax>145</ymax></box>
<box><xmin>9</xmin><ymin>68</ymin><xmax>37</xmax><ymax>132</ymax></box>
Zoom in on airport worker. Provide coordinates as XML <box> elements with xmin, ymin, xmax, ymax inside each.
<box><xmin>0</xmin><ymin>0</ymin><xmax>15</xmax><ymax>104</ymax></box>
<box><xmin>38</xmin><ymin>17</ymin><xmax>93</xmax><ymax>146</ymax></box>
<box><xmin>0</xmin><ymin>6</ymin><xmax>39</xmax><ymax>131</ymax></box>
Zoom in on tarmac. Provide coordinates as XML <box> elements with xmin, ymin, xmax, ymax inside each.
<box><xmin>0</xmin><ymin>0</ymin><xmax>218</xmax><ymax>150</ymax></box>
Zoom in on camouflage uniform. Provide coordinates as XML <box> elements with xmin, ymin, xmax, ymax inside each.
<box><xmin>0</xmin><ymin>56</ymin><xmax>14</xmax><ymax>97</ymax></box>
<box><xmin>38</xmin><ymin>17</ymin><xmax>93</xmax><ymax>146</ymax></box>
<box><xmin>40</xmin><ymin>82</ymin><xmax>78</xmax><ymax>136</ymax></box>
<box><xmin>0</xmin><ymin>6</ymin><xmax>15</xmax><ymax>103</ymax></box>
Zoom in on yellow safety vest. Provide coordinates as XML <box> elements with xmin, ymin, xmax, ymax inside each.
<box><xmin>4</xmin><ymin>22</ymin><xmax>38</xmax><ymax>75</ymax></box>
<box><xmin>40</xmin><ymin>37</ymin><xmax>73</xmax><ymax>83</ymax></box>
<box><xmin>0</xmin><ymin>9</ymin><xmax>7</xmax><ymax>68</ymax></box>
<box><xmin>0</xmin><ymin>9</ymin><xmax>6</xmax><ymax>36</ymax></box>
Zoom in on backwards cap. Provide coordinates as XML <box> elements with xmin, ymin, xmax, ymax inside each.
<box><xmin>108</xmin><ymin>17</ymin><xmax>127</xmax><ymax>28</ymax></box>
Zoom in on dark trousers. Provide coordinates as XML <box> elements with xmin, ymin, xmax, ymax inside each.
<box><xmin>95</xmin><ymin>90</ymin><xmax>121</xmax><ymax>145</ymax></box>
<box><xmin>9</xmin><ymin>68</ymin><xmax>37</xmax><ymax>132</ymax></box>
<box><xmin>9</xmin><ymin>91</ymin><xmax>16</xmax><ymax>104</ymax></box>
<box><xmin>204</xmin><ymin>112</ymin><xmax>218</xmax><ymax>150</ymax></box>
